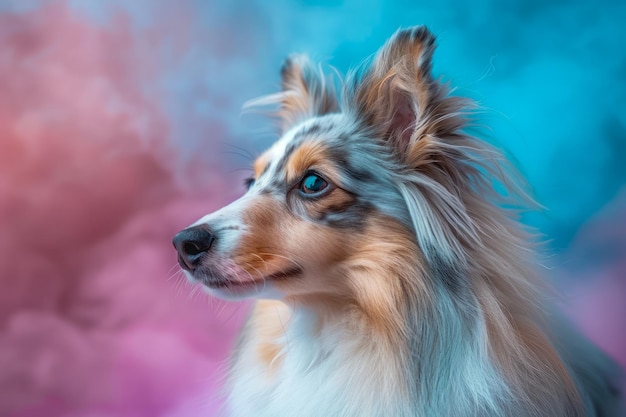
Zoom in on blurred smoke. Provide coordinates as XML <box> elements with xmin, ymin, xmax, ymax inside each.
<box><xmin>0</xmin><ymin>3</ymin><xmax>248</xmax><ymax>416</ymax></box>
<box><xmin>0</xmin><ymin>0</ymin><xmax>624</xmax><ymax>416</ymax></box>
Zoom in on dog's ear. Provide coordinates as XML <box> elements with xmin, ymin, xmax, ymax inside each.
<box><xmin>277</xmin><ymin>54</ymin><xmax>339</xmax><ymax>133</ymax></box>
<box><xmin>352</xmin><ymin>27</ymin><xmax>463</xmax><ymax>159</ymax></box>
<box><xmin>353</xmin><ymin>27</ymin><xmax>481</xmax><ymax>266</ymax></box>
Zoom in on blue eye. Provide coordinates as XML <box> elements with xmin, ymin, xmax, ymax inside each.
<box><xmin>300</xmin><ymin>173</ymin><xmax>328</xmax><ymax>195</ymax></box>
<box><xmin>245</xmin><ymin>177</ymin><xmax>255</xmax><ymax>190</ymax></box>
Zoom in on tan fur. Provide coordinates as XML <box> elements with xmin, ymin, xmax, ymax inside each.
<box><xmin>338</xmin><ymin>215</ymin><xmax>426</xmax><ymax>339</ymax></box>
<box><xmin>251</xmin><ymin>300</ymin><xmax>290</xmax><ymax>370</ymax></box>
<box><xmin>234</xmin><ymin>196</ymin><xmax>289</xmax><ymax>277</ymax></box>
<box><xmin>248</xmin><ymin>213</ymin><xmax>423</xmax><ymax>399</ymax></box>
<box><xmin>284</xmin><ymin>141</ymin><xmax>329</xmax><ymax>183</ymax></box>
<box><xmin>253</xmin><ymin>153</ymin><xmax>271</xmax><ymax>178</ymax></box>
<box><xmin>234</xmin><ymin>190</ymin><xmax>352</xmax><ymax>284</ymax></box>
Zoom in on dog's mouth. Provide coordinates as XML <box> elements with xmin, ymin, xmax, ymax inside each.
<box><xmin>265</xmin><ymin>266</ymin><xmax>303</xmax><ymax>281</ymax></box>
<box><xmin>193</xmin><ymin>265</ymin><xmax>303</xmax><ymax>291</ymax></box>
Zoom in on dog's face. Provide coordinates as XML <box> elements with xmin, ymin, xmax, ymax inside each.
<box><xmin>174</xmin><ymin>27</ymin><xmax>481</xmax><ymax>304</ymax></box>
<box><xmin>174</xmin><ymin>112</ymin><xmax>412</xmax><ymax>301</ymax></box>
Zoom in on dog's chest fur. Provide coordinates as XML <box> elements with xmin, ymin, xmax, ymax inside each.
<box><xmin>226</xmin><ymin>305</ymin><xmax>411</xmax><ymax>417</ymax></box>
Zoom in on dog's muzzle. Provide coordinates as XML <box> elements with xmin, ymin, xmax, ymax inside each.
<box><xmin>172</xmin><ymin>225</ymin><xmax>215</xmax><ymax>272</ymax></box>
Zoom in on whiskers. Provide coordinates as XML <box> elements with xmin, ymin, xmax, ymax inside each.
<box><xmin>167</xmin><ymin>262</ymin><xmax>212</xmax><ymax>305</ymax></box>
<box><xmin>167</xmin><ymin>263</ymin><xmax>192</xmax><ymax>297</ymax></box>
<box><xmin>240</xmin><ymin>257</ymin><xmax>268</xmax><ymax>294</ymax></box>
<box><xmin>227</xmin><ymin>250</ymin><xmax>304</xmax><ymax>296</ymax></box>
<box><xmin>256</xmin><ymin>252</ymin><xmax>305</xmax><ymax>272</ymax></box>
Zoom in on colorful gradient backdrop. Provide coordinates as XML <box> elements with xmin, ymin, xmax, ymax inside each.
<box><xmin>0</xmin><ymin>0</ymin><xmax>624</xmax><ymax>416</ymax></box>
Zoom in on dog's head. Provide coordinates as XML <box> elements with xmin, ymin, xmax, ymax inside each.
<box><xmin>174</xmin><ymin>27</ymin><xmax>497</xmax><ymax>306</ymax></box>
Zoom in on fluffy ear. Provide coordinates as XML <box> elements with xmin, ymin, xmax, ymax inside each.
<box><xmin>353</xmin><ymin>27</ymin><xmax>483</xmax><ymax>267</ymax></box>
<box><xmin>244</xmin><ymin>55</ymin><xmax>339</xmax><ymax>133</ymax></box>
<box><xmin>275</xmin><ymin>54</ymin><xmax>339</xmax><ymax>133</ymax></box>
<box><xmin>352</xmin><ymin>27</ymin><xmax>464</xmax><ymax>158</ymax></box>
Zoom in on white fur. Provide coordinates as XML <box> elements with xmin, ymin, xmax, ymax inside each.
<box><xmin>227</xmin><ymin>308</ymin><xmax>411</xmax><ymax>417</ymax></box>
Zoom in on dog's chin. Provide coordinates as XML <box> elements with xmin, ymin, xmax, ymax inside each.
<box><xmin>184</xmin><ymin>266</ymin><xmax>299</xmax><ymax>301</ymax></box>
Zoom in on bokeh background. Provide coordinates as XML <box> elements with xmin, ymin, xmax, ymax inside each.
<box><xmin>0</xmin><ymin>0</ymin><xmax>624</xmax><ymax>416</ymax></box>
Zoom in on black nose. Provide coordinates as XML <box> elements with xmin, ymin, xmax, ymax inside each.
<box><xmin>172</xmin><ymin>225</ymin><xmax>215</xmax><ymax>271</ymax></box>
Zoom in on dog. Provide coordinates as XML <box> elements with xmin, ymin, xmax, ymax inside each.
<box><xmin>173</xmin><ymin>26</ymin><xmax>621</xmax><ymax>417</ymax></box>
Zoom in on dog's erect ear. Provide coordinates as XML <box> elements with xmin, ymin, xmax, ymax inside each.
<box><xmin>276</xmin><ymin>54</ymin><xmax>339</xmax><ymax>133</ymax></box>
<box><xmin>352</xmin><ymin>27</ymin><xmax>463</xmax><ymax>156</ymax></box>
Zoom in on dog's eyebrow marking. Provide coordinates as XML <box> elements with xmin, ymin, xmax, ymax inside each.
<box><xmin>284</xmin><ymin>141</ymin><xmax>329</xmax><ymax>183</ymax></box>
<box><xmin>271</xmin><ymin>121</ymin><xmax>333</xmax><ymax>178</ymax></box>
<box><xmin>254</xmin><ymin>153</ymin><xmax>271</xmax><ymax>178</ymax></box>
